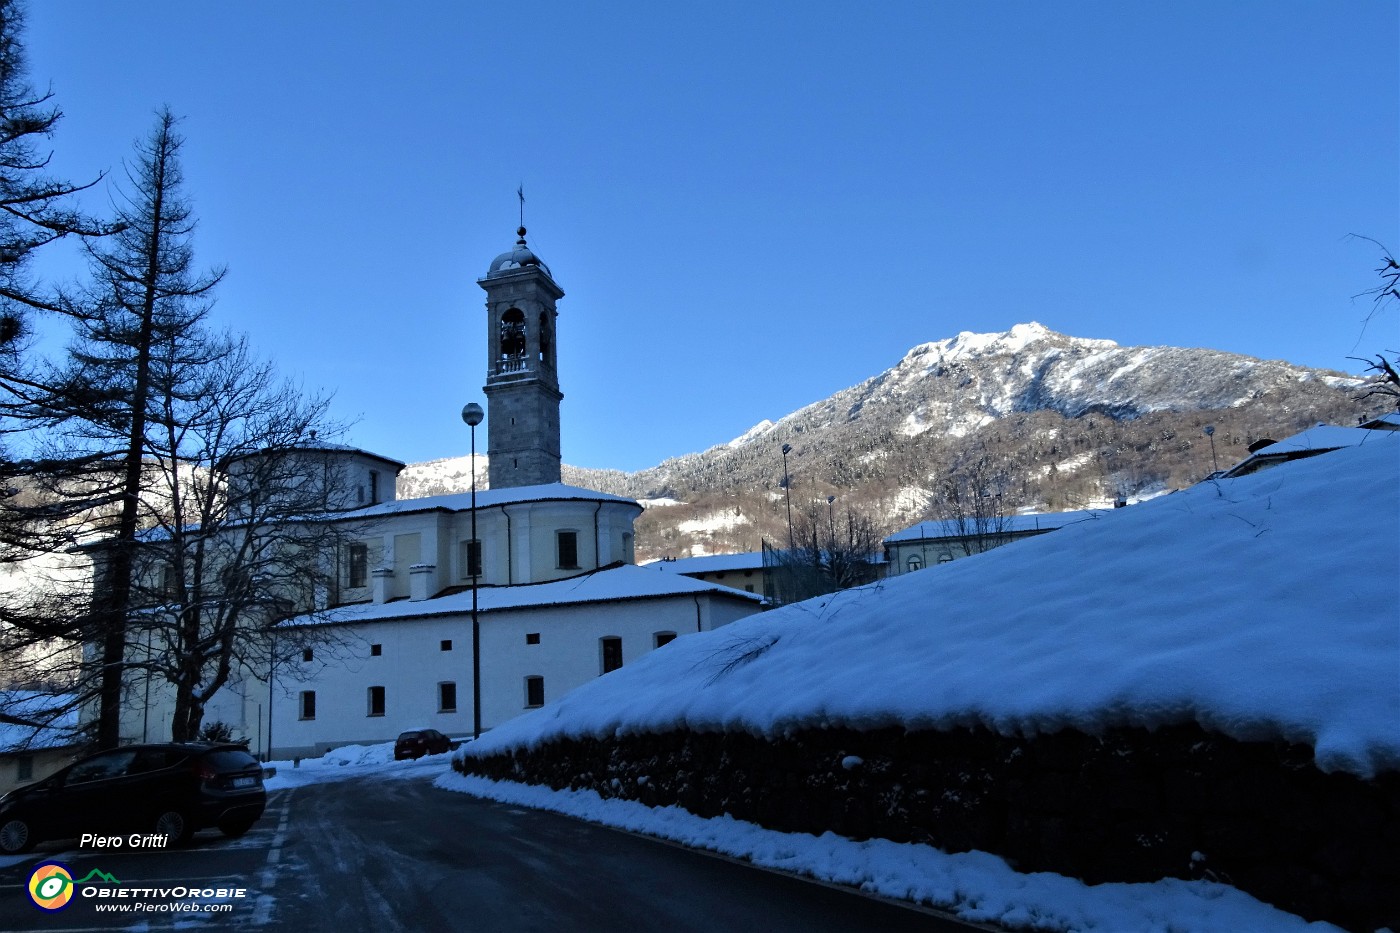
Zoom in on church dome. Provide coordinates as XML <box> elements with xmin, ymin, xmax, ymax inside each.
<box><xmin>487</xmin><ymin>227</ymin><xmax>551</xmax><ymax>278</ymax></box>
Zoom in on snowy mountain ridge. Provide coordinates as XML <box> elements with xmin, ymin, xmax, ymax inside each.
<box><xmin>400</xmin><ymin>323</ymin><xmax>1376</xmax><ymax>559</ymax></box>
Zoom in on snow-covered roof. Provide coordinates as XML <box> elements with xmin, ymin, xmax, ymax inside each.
<box><xmin>647</xmin><ymin>552</ymin><xmax>766</xmax><ymax>574</ymax></box>
<box><xmin>1222</xmin><ymin>422</ymin><xmax>1390</xmax><ymax>477</ymax></box>
<box><xmin>226</xmin><ymin>438</ymin><xmax>406</xmax><ymax>471</ymax></box>
<box><xmin>344</xmin><ymin>482</ymin><xmax>640</xmax><ymax>520</ymax></box>
<box><xmin>463</xmin><ymin>433</ymin><xmax>1400</xmax><ymax>778</ymax></box>
<box><xmin>883</xmin><ymin>509</ymin><xmax>1108</xmax><ymax>544</ymax></box>
<box><xmin>0</xmin><ymin>692</ymin><xmax>82</xmax><ymax>755</ymax></box>
<box><xmin>282</xmin><ymin>562</ymin><xmax>762</xmax><ymax>628</ymax></box>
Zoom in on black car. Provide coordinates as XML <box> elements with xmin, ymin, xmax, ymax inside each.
<box><xmin>393</xmin><ymin>729</ymin><xmax>456</xmax><ymax>760</ymax></box>
<box><xmin>0</xmin><ymin>742</ymin><xmax>266</xmax><ymax>854</ymax></box>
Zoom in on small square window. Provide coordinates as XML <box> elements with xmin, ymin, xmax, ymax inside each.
<box><xmin>440</xmin><ymin>639</ymin><xmax>452</xmax><ymax>651</ymax></box>
<box><xmin>302</xmin><ymin>648</ymin><xmax>313</xmax><ymax>663</ymax></box>
<box><xmin>370</xmin><ymin>643</ymin><xmax>382</xmax><ymax>656</ymax></box>
<box><xmin>525</xmin><ymin>632</ymin><xmax>540</xmax><ymax>645</ymax></box>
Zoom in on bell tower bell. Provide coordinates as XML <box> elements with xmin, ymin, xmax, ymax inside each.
<box><xmin>478</xmin><ymin>226</ymin><xmax>564</xmax><ymax>488</ymax></box>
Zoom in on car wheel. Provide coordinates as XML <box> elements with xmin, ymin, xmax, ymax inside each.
<box><xmin>218</xmin><ymin>817</ymin><xmax>256</xmax><ymax>839</ymax></box>
<box><xmin>154</xmin><ymin>809</ymin><xmax>193</xmax><ymax>845</ymax></box>
<box><xmin>0</xmin><ymin>818</ymin><xmax>34</xmax><ymax>854</ymax></box>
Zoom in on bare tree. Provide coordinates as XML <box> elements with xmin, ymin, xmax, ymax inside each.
<box><xmin>1348</xmin><ymin>237</ymin><xmax>1400</xmax><ymax>408</ymax></box>
<box><xmin>765</xmin><ymin>498</ymin><xmax>883</xmax><ymax>606</ymax></box>
<box><xmin>932</xmin><ymin>450</ymin><xmax>1014</xmax><ymax>555</ymax></box>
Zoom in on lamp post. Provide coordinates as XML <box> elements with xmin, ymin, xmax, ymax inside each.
<box><xmin>1204</xmin><ymin>425</ymin><xmax>1219</xmax><ymax>474</ymax></box>
<box><xmin>461</xmin><ymin>402</ymin><xmax>484</xmax><ymax>739</ymax></box>
<box><xmin>780</xmin><ymin>443</ymin><xmax>794</xmax><ymax>550</ymax></box>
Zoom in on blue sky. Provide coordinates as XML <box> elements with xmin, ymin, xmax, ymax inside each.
<box><xmin>23</xmin><ymin>2</ymin><xmax>1399</xmax><ymax>472</ymax></box>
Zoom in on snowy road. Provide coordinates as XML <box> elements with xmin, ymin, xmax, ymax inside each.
<box><xmin>269</xmin><ymin>772</ymin><xmax>977</xmax><ymax>932</ymax></box>
<box><xmin>0</xmin><ymin>770</ymin><xmax>979</xmax><ymax>932</ymax></box>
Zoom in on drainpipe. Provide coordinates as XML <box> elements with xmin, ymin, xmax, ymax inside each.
<box><xmin>592</xmin><ymin>502</ymin><xmax>604</xmax><ymax>570</ymax></box>
<box><xmin>496</xmin><ymin>504</ymin><xmax>513</xmax><ymax>584</ymax></box>
<box><xmin>693</xmin><ymin>595</ymin><xmax>703</xmax><ymax>633</ymax></box>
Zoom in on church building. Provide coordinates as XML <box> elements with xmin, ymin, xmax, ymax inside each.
<box><xmin>266</xmin><ymin>228</ymin><xmax>761</xmax><ymax>758</ymax></box>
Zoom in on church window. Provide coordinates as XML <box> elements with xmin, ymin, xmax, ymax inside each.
<box><xmin>524</xmin><ymin>675</ymin><xmax>544</xmax><ymax>708</ymax></box>
<box><xmin>438</xmin><ymin>682</ymin><xmax>457</xmax><ymax>712</ymax></box>
<box><xmin>600</xmin><ymin>636</ymin><xmax>623</xmax><ymax>674</ymax></box>
<box><xmin>538</xmin><ymin>311</ymin><xmax>551</xmax><ymax>366</ymax></box>
<box><xmin>557</xmin><ymin>530</ymin><xmax>579</xmax><ymax>569</ymax></box>
<box><xmin>348</xmin><ymin>543</ymin><xmax>368</xmax><ymax>588</ymax></box>
<box><xmin>461</xmin><ymin>539</ymin><xmax>482</xmax><ymax>578</ymax></box>
<box><xmin>367</xmin><ymin>686</ymin><xmax>385</xmax><ymax>716</ymax></box>
<box><xmin>499</xmin><ymin>308</ymin><xmax>527</xmax><ymax>360</ymax></box>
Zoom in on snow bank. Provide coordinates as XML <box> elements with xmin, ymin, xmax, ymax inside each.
<box><xmin>436</xmin><ymin>773</ymin><xmax>1339</xmax><ymax>932</ymax></box>
<box><xmin>464</xmin><ymin>435</ymin><xmax>1400</xmax><ymax>777</ymax></box>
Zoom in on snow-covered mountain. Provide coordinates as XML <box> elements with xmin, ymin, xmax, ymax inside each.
<box><xmin>400</xmin><ymin>323</ymin><xmax>1377</xmax><ymax>560</ymax></box>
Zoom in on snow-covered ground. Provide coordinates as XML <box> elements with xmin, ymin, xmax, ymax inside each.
<box><xmin>250</xmin><ymin>741</ymin><xmax>1344</xmax><ymax>931</ymax></box>
<box><xmin>462</xmin><ymin>434</ymin><xmax>1399</xmax><ymax>777</ymax></box>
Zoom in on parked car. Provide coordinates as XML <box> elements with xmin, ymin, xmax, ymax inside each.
<box><xmin>0</xmin><ymin>742</ymin><xmax>266</xmax><ymax>854</ymax></box>
<box><xmin>393</xmin><ymin>729</ymin><xmax>457</xmax><ymax>760</ymax></box>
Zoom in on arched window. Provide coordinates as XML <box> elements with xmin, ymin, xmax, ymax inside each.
<box><xmin>499</xmin><ymin>308</ymin><xmax>526</xmax><ymax>359</ymax></box>
<box><xmin>906</xmin><ymin>555</ymin><xmax>924</xmax><ymax>573</ymax></box>
<box><xmin>538</xmin><ymin>311</ymin><xmax>551</xmax><ymax>366</ymax></box>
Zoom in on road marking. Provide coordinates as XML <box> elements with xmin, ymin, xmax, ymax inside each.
<box><xmin>252</xmin><ymin>790</ymin><xmax>294</xmax><ymax>926</ymax></box>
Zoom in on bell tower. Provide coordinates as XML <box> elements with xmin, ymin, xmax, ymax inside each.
<box><xmin>478</xmin><ymin>226</ymin><xmax>564</xmax><ymax>488</ymax></box>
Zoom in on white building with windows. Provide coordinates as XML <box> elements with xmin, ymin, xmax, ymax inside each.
<box><xmin>264</xmin><ymin>227</ymin><xmax>763</xmax><ymax>758</ymax></box>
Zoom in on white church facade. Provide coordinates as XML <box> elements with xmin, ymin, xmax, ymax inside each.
<box><xmin>264</xmin><ymin>227</ymin><xmax>762</xmax><ymax>757</ymax></box>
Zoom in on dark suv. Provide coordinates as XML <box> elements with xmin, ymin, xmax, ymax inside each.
<box><xmin>0</xmin><ymin>742</ymin><xmax>266</xmax><ymax>854</ymax></box>
<box><xmin>393</xmin><ymin>729</ymin><xmax>455</xmax><ymax>760</ymax></box>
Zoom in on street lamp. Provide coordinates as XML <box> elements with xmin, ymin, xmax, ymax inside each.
<box><xmin>780</xmin><ymin>444</ymin><xmax>794</xmax><ymax>550</ymax></box>
<box><xmin>1204</xmin><ymin>425</ymin><xmax>1219</xmax><ymax>474</ymax></box>
<box><xmin>461</xmin><ymin>402</ymin><xmax>484</xmax><ymax>739</ymax></box>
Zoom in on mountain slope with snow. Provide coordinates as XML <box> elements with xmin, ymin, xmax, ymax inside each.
<box><xmin>465</xmin><ymin>433</ymin><xmax>1400</xmax><ymax>778</ymax></box>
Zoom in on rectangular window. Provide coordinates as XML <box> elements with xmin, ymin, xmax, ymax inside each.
<box><xmin>557</xmin><ymin>530</ymin><xmax>579</xmax><ymax>569</ymax></box>
<box><xmin>162</xmin><ymin>564</ymin><xmax>178</xmax><ymax>599</ymax></box>
<box><xmin>302</xmin><ymin>648</ymin><xmax>313</xmax><ymax>663</ymax></box>
<box><xmin>349</xmin><ymin>543</ymin><xmax>368</xmax><ymax>588</ymax></box>
<box><xmin>368</xmin><ymin>686</ymin><xmax>385</xmax><ymax>717</ymax></box>
<box><xmin>300</xmin><ymin>691</ymin><xmax>316</xmax><ymax>720</ymax></box>
<box><xmin>654</xmin><ymin>632</ymin><xmax>677</xmax><ymax>649</ymax></box>
<box><xmin>440</xmin><ymin>639</ymin><xmax>452</xmax><ymax>651</ymax></box>
<box><xmin>461</xmin><ymin>540</ymin><xmax>482</xmax><ymax>578</ymax></box>
<box><xmin>439</xmin><ymin>682</ymin><xmax>457</xmax><ymax>712</ymax></box>
<box><xmin>525</xmin><ymin>676</ymin><xmax>544</xmax><ymax>708</ymax></box>
<box><xmin>370</xmin><ymin>643</ymin><xmax>382</xmax><ymax>656</ymax></box>
<box><xmin>601</xmin><ymin>636</ymin><xmax>623</xmax><ymax>674</ymax></box>
<box><xmin>525</xmin><ymin>632</ymin><xmax>540</xmax><ymax>645</ymax></box>
<box><xmin>16</xmin><ymin>755</ymin><xmax>33</xmax><ymax>782</ymax></box>
<box><xmin>369</xmin><ymin>470</ymin><xmax>380</xmax><ymax>505</ymax></box>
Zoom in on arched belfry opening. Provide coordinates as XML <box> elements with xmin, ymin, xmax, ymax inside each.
<box><xmin>499</xmin><ymin>308</ymin><xmax>527</xmax><ymax>370</ymax></box>
<box><xmin>478</xmin><ymin>226</ymin><xmax>564</xmax><ymax>489</ymax></box>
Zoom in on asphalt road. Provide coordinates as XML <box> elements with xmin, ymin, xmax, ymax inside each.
<box><xmin>0</xmin><ymin>773</ymin><xmax>983</xmax><ymax>932</ymax></box>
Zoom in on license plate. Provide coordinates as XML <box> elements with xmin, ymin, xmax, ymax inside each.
<box><xmin>231</xmin><ymin>776</ymin><xmax>257</xmax><ymax>788</ymax></box>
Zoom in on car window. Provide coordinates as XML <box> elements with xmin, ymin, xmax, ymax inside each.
<box><xmin>202</xmin><ymin>749</ymin><xmax>258</xmax><ymax>772</ymax></box>
<box><xmin>66</xmin><ymin>750</ymin><xmax>138</xmax><ymax>784</ymax></box>
<box><xmin>130</xmin><ymin>749</ymin><xmax>187</xmax><ymax>774</ymax></box>
<box><xmin>397</xmin><ymin>732</ymin><xmax>421</xmax><ymax>741</ymax></box>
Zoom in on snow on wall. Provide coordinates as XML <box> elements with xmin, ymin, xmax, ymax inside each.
<box><xmin>466</xmin><ymin>434</ymin><xmax>1400</xmax><ymax>778</ymax></box>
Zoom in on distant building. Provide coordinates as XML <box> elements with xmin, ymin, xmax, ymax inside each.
<box><xmin>883</xmin><ymin>510</ymin><xmax>1107</xmax><ymax>576</ymax></box>
<box><xmin>1222</xmin><ymin>419</ymin><xmax>1398</xmax><ymax>478</ymax></box>
<box><xmin>647</xmin><ymin>552</ymin><xmax>770</xmax><ymax>599</ymax></box>
<box><xmin>0</xmin><ymin>693</ymin><xmax>81</xmax><ymax>794</ymax></box>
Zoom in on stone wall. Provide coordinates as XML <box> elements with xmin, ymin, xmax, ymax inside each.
<box><xmin>457</xmin><ymin>723</ymin><xmax>1399</xmax><ymax>931</ymax></box>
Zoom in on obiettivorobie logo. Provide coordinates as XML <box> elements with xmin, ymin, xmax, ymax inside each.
<box><xmin>26</xmin><ymin>862</ymin><xmax>120</xmax><ymax>912</ymax></box>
